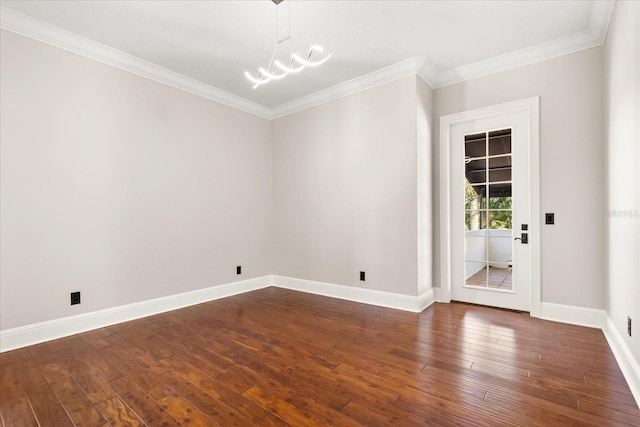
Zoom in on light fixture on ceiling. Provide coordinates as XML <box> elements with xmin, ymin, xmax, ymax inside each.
<box><xmin>245</xmin><ymin>0</ymin><xmax>332</xmax><ymax>89</ymax></box>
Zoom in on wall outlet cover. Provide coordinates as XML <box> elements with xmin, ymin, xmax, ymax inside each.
<box><xmin>70</xmin><ymin>291</ymin><xmax>81</xmax><ymax>305</ymax></box>
<box><xmin>545</xmin><ymin>213</ymin><xmax>555</xmax><ymax>225</ymax></box>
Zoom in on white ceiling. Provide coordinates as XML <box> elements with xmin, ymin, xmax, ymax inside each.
<box><xmin>0</xmin><ymin>1</ymin><xmax>614</xmax><ymax>117</ymax></box>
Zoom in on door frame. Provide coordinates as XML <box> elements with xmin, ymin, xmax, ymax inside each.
<box><xmin>439</xmin><ymin>97</ymin><xmax>541</xmax><ymax>317</ymax></box>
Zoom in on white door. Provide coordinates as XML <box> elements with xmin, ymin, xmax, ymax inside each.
<box><xmin>449</xmin><ymin>109</ymin><xmax>533</xmax><ymax>311</ymax></box>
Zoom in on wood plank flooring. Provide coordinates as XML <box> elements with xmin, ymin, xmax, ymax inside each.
<box><xmin>1</xmin><ymin>287</ymin><xmax>638</xmax><ymax>426</ymax></box>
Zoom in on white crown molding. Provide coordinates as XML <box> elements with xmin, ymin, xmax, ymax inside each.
<box><xmin>269</xmin><ymin>57</ymin><xmax>424</xmax><ymax>119</ymax></box>
<box><xmin>0</xmin><ymin>6</ymin><xmax>272</xmax><ymax>120</ymax></box>
<box><xmin>430</xmin><ymin>0</ymin><xmax>616</xmax><ymax>88</ymax></box>
<box><xmin>417</xmin><ymin>59</ymin><xmax>439</xmax><ymax>88</ymax></box>
<box><xmin>590</xmin><ymin>0</ymin><xmax>616</xmax><ymax>44</ymax></box>
<box><xmin>0</xmin><ymin>2</ymin><xmax>616</xmax><ymax>118</ymax></box>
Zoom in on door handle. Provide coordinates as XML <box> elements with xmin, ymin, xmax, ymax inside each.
<box><xmin>514</xmin><ymin>233</ymin><xmax>528</xmax><ymax>244</ymax></box>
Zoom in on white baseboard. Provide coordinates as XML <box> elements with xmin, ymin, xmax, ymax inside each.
<box><xmin>0</xmin><ymin>276</ymin><xmax>271</xmax><ymax>352</ymax></box>
<box><xmin>539</xmin><ymin>302</ymin><xmax>606</xmax><ymax>329</ymax></box>
<box><xmin>3</xmin><ymin>276</ymin><xmax>637</xmax><ymax>410</ymax></box>
<box><xmin>417</xmin><ymin>288</ymin><xmax>435</xmax><ymax>311</ymax></box>
<box><xmin>433</xmin><ymin>286</ymin><xmax>451</xmax><ymax>303</ymax></box>
<box><xmin>603</xmin><ymin>315</ymin><xmax>640</xmax><ymax>408</ymax></box>
<box><xmin>272</xmin><ymin>275</ymin><xmax>434</xmax><ymax>313</ymax></box>
<box><xmin>0</xmin><ymin>275</ymin><xmax>438</xmax><ymax>352</ymax></box>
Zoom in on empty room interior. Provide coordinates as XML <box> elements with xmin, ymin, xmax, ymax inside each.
<box><xmin>1</xmin><ymin>0</ymin><xmax>639</xmax><ymax>425</ymax></box>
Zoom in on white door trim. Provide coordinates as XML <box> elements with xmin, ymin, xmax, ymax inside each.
<box><xmin>439</xmin><ymin>97</ymin><xmax>541</xmax><ymax>317</ymax></box>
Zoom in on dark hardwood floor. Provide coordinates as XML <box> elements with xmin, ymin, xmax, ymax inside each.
<box><xmin>1</xmin><ymin>287</ymin><xmax>638</xmax><ymax>426</ymax></box>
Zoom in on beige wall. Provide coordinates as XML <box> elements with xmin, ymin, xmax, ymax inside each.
<box><xmin>604</xmin><ymin>0</ymin><xmax>640</xmax><ymax>367</ymax></box>
<box><xmin>272</xmin><ymin>76</ymin><xmax>425</xmax><ymax>296</ymax></box>
<box><xmin>0</xmin><ymin>30</ymin><xmax>273</xmax><ymax>329</ymax></box>
<box><xmin>434</xmin><ymin>46</ymin><xmax>605</xmax><ymax>309</ymax></box>
<box><xmin>0</xmin><ymin>15</ymin><xmax>623</xmax><ymax>333</ymax></box>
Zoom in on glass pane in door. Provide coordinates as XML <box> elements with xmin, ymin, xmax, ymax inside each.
<box><xmin>464</xmin><ymin>128</ymin><xmax>513</xmax><ymax>291</ymax></box>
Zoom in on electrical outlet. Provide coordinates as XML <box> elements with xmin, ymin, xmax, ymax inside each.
<box><xmin>70</xmin><ymin>291</ymin><xmax>81</xmax><ymax>305</ymax></box>
<box><xmin>360</xmin><ymin>271</ymin><xmax>365</xmax><ymax>281</ymax></box>
<box><xmin>628</xmin><ymin>317</ymin><xmax>632</xmax><ymax>337</ymax></box>
<box><xmin>545</xmin><ymin>213</ymin><xmax>555</xmax><ymax>225</ymax></box>
<box><xmin>237</xmin><ymin>266</ymin><xmax>241</xmax><ymax>275</ymax></box>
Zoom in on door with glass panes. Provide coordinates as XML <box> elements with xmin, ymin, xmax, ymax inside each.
<box><xmin>450</xmin><ymin>112</ymin><xmax>531</xmax><ymax>311</ymax></box>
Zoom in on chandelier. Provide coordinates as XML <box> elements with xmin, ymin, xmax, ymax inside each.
<box><xmin>245</xmin><ymin>0</ymin><xmax>333</xmax><ymax>89</ymax></box>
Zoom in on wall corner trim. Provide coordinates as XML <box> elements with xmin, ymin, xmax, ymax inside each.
<box><xmin>603</xmin><ymin>315</ymin><xmax>640</xmax><ymax>408</ymax></box>
<box><xmin>433</xmin><ymin>287</ymin><xmax>451</xmax><ymax>303</ymax></box>
<box><xmin>417</xmin><ymin>288</ymin><xmax>435</xmax><ymax>311</ymax></box>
